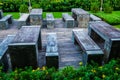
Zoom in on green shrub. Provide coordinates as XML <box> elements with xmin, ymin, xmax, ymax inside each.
<box><xmin>0</xmin><ymin>59</ymin><xmax>120</xmax><ymax>80</ymax></box>
<box><xmin>94</xmin><ymin>11</ymin><xmax>120</xmax><ymax>25</ymax></box>
<box><xmin>0</xmin><ymin>0</ymin><xmax>120</xmax><ymax>12</ymax></box>
<box><xmin>103</xmin><ymin>2</ymin><xmax>113</xmax><ymax>13</ymax></box>
<box><xmin>19</xmin><ymin>4</ymin><xmax>28</xmax><ymax>13</ymax></box>
<box><xmin>90</xmin><ymin>2</ymin><xmax>99</xmax><ymax>13</ymax></box>
<box><xmin>32</xmin><ymin>3</ymin><xmax>40</xmax><ymax>8</ymax></box>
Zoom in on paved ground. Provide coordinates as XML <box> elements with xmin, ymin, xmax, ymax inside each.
<box><xmin>0</xmin><ymin>20</ymin><xmax>18</xmax><ymax>39</ymax></box>
<box><xmin>0</xmin><ymin>19</ymin><xmax>83</xmax><ymax>69</ymax></box>
<box><xmin>39</xmin><ymin>19</ymin><xmax>83</xmax><ymax>69</ymax></box>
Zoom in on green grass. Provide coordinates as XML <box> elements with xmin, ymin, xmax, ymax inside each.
<box><xmin>114</xmin><ymin>25</ymin><xmax>120</xmax><ymax>29</ymax></box>
<box><xmin>4</xmin><ymin>12</ymin><xmax>20</xmax><ymax>19</ymax></box>
<box><xmin>4</xmin><ymin>12</ymin><xmax>71</xmax><ymax>19</ymax></box>
<box><xmin>42</xmin><ymin>12</ymin><xmax>71</xmax><ymax>18</ymax></box>
<box><xmin>93</xmin><ymin>11</ymin><xmax>120</xmax><ymax>25</ymax></box>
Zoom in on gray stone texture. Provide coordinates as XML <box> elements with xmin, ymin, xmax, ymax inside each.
<box><xmin>0</xmin><ymin>35</ymin><xmax>15</xmax><ymax>71</ymax></box>
<box><xmin>46</xmin><ymin>33</ymin><xmax>58</xmax><ymax>68</ymax></box>
<box><xmin>88</xmin><ymin>21</ymin><xmax>120</xmax><ymax>62</ymax></box>
<box><xmin>72</xmin><ymin>8</ymin><xmax>90</xmax><ymax>28</ymax></box>
<box><xmin>30</xmin><ymin>9</ymin><xmax>42</xmax><ymax>25</ymax></box>
<box><xmin>18</xmin><ymin>14</ymin><xmax>30</xmax><ymax>29</ymax></box>
<box><xmin>62</xmin><ymin>13</ymin><xmax>74</xmax><ymax>28</ymax></box>
<box><xmin>46</xmin><ymin>13</ymin><xmax>54</xmax><ymax>29</ymax></box>
<box><xmin>0</xmin><ymin>15</ymin><xmax>13</xmax><ymax>29</ymax></box>
<box><xmin>8</xmin><ymin>26</ymin><xmax>41</xmax><ymax>69</ymax></box>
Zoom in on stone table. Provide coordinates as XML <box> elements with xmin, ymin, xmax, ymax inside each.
<box><xmin>30</xmin><ymin>9</ymin><xmax>43</xmax><ymax>25</ymax></box>
<box><xmin>8</xmin><ymin>26</ymin><xmax>42</xmax><ymax>69</ymax></box>
<box><xmin>72</xmin><ymin>8</ymin><xmax>90</xmax><ymax>28</ymax></box>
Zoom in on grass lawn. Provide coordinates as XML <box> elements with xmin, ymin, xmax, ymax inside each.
<box><xmin>93</xmin><ymin>11</ymin><xmax>120</xmax><ymax>25</ymax></box>
<box><xmin>114</xmin><ymin>25</ymin><xmax>120</xmax><ymax>29</ymax></box>
<box><xmin>4</xmin><ymin>12</ymin><xmax>71</xmax><ymax>19</ymax></box>
<box><xmin>4</xmin><ymin>12</ymin><xmax>20</xmax><ymax>19</ymax></box>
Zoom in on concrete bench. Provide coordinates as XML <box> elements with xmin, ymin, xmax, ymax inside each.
<box><xmin>72</xmin><ymin>29</ymin><xmax>103</xmax><ymax>65</ymax></box>
<box><xmin>0</xmin><ymin>10</ymin><xmax>3</xmax><ymax>19</ymax></box>
<box><xmin>88</xmin><ymin>21</ymin><xmax>120</xmax><ymax>62</ymax></box>
<box><xmin>90</xmin><ymin>14</ymin><xmax>101</xmax><ymax>21</ymax></box>
<box><xmin>0</xmin><ymin>15</ymin><xmax>13</xmax><ymax>29</ymax></box>
<box><xmin>46</xmin><ymin>13</ymin><xmax>54</xmax><ymax>29</ymax></box>
<box><xmin>18</xmin><ymin>14</ymin><xmax>30</xmax><ymax>29</ymax></box>
<box><xmin>62</xmin><ymin>13</ymin><xmax>74</xmax><ymax>28</ymax></box>
<box><xmin>46</xmin><ymin>33</ymin><xmax>58</xmax><ymax>68</ymax></box>
<box><xmin>0</xmin><ymin>35</ymin><xmax>15</xmax><ymax>71</ymax></box>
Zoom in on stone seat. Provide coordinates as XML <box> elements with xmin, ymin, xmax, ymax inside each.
<box><xmin>72</xmin><ymin>29</ymin><xmax>103</xmax><ymax>65</ymax></box>
<box><xmin>90</xmin><ymin>14</ymin><xmax>101</xmax><ymax>21</ymax></box>
<box><xmin>18</xmin><ymin>14</ymin><xmax>30</xmax><ymax>29</ymax></box>
<box><xmin>0</xmin><ymin>15</ymin><xmax>13</xmax><ymax>29</ymax></box>
<box><xmin>62</xmin><ymin>13</ymin><xmax>74</xmax><ymax>28</ymax></box>
<box><xmin>0</xmin><ymin>35</ymin><xmax>15</xmax><ymax>71</ymax></box>
<box><xmin>46</xmin><ymin>33</ymin><xmax>58</xmax><ymax>68</ymax></box>
<box><xmin>46</xmin><ymin>13</ymin><xmax>55</xmax><ymax>29</ymax></box>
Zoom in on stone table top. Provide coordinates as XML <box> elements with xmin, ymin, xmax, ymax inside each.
<box><xmin>10</xmin><ymin>26</ymin><xmax>41</xmax><ymax>45</ymax></box>
<box><xmin>30</xmin><ymin>9</ymin><xmax>42</xmax><ymax>15</ymax></box>
<box><xmin>72</xmin><ymin>8</ymin><xmax>89</xmax><ymax>15</ymax></box>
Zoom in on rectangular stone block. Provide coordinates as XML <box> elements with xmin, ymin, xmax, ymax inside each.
<box><xmin>46</xmin><ymin>56</ymin><xmax>58</xmax><ymax>68</ymax></box>
<box><xmin>62</xmin><ymin>13</ymin><xmax>74</xmax><ymax>28</ymax></box>
<box><xmin>30</xmin><ymin>9</ymin><xmax>42</xmax><ymax>25</ymax></box>
<box><xmin>8</xmin><ymin>26</ymin><xmax>42</xmax><ymax>69</ymax></box>
<box><xmin>72</xmin><ymin>8</ymin><xmax>90</xmax><ymax>28</ymax></box>
<box><xmin>0</xmin><ymin>21</ymin><xmax>8</xmax><ymax>29</ymax></box>
<box><xmin>0</xmin><ymin>15</ymin><xmax>13</xmax><ymax>29</ymax></box>
<box><xmin>18</xmin><ymin>14</ymin><xmax>30</xmax><ymax>29</ymax></box>
<box><xmin>73</xmin><ymin>29</ymin><xmax>104</xmax><ymax>65</ymax></box>
<box><xmin>90</xmin><ymin>14</ymin><xmax>101</xmax><ymax>21</ymax></box>
<box><xmin>0</xmin><ymin>35</ymin><xmax>15</xmax><ymax>71</ymax></box>
<box><xmin>46</xmin><ymin>13</ymin><xmax>54</xmax><ymax>29</ymax></box>
<box><xmin>88</xmin><ymin>21</ymin><xmax>120</xmax><ymax>62</ymax></box>
<box><xmin>46</xmin><ymin>33</ymin><xmax>58</xmax><ymax>68</ymax></box>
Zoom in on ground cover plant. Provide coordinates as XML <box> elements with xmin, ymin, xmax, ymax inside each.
<box><xmin>0</xmin><ymin>59</ymin><xmax>120</xmax><ymax>80</ymax></box>
<box><xmin>94</xmin><ymin>11</ymin><xmax>120</xmax><ymax>25</ymax></box>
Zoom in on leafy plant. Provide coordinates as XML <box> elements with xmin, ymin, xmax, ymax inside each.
<box><xmin>19</xmin><ymin>4</ymin><xmax>28</xmax><ymax>13</ymax></box>
<box><xmin>103</xmin><ymin>1</ymin><xmax>113</xmax><ymax>13</ymax></box>
<box><xmin>0</xmin><ymin>59</ymin><xmax>120</xmax><ymax>80</ymax></box>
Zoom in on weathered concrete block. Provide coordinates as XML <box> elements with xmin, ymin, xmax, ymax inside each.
<box><xmin>62</xmin><ymin>13</ymin><xmax>74</xmax><ymax>28</ymax></box>
<box><xmin>30</xmin><ymin>9</ymin><xmax>42</xmax><ymax>25</ymax></box>
<box><xmin>72</xmin><ymin>8</ymin><xmax>90</xmax><ymax>28</ymax></box>
<box><xmin>90</xmin><ymin>14</ymin><xmax>101</xmax><ymax>21</ymax></box>
<box><xmin>46</xmin><ymin>33</ymin><xmax>58</xmax><ymax>55</ymax></box>
<box><xmin>46</xmin><ymin>13</ymin><xmax>54</xmax><ymax>29</ymax></box>
<box><xmin>72</xmin><ymin>29</ymin><xmax>103</xmax><ymax>65</ymax></box>
<box><xmin>0</xmin><ymin>21</ymin><xmax>8</xmax><ymax>29</ymax></box>
<box><xmin>8</xmin><ymin>26</ymin><xmax>42</xmax><ymax>69</ymax></box>
<box><xmin>18</xmin><ymin>14</ymin><xmax>30</xmax><ymax>29</ymax></box>
<box><xmin>0</xmin><ymin>35</ymin><xmax>15</xmax><ymax>71</ymax></box>
<box><xmin>88</xmin><ymin>21</ymin><xmax>120</xmax><ymax>62</ymax></box>
<box><xmin>46</xmin><ymin>33</ymin><xmax>58</xmax><ymax>68</ymax></box>
<box><xmin>0</xmin><ymin>15</ymin><xmax>13</xmax><ymax>29</ymax></box>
